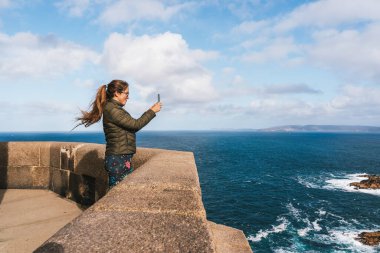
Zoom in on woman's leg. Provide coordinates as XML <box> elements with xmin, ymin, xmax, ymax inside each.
<box><xmin>105</xmin><ymin>154</ymin><xmax>134</xmax><ymax>188</ymax></box>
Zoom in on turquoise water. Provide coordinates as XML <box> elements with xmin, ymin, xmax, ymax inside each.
<box><xmin>1</xmin><ymin>131</ymin><xmax>380</xmax><ymax>252</ymax></box>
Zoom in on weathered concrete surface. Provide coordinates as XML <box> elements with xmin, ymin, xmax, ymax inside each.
<box><xmin>208</xmin><ymin>222</ymin><xmax>253</xmax><ymax>253</ymax></box>
<box><xmin>0</xmin><ymin>189</ymin><xmax>82</xmax><ymax>253</ymax></box>
<box><xmin>35</xmin><ymin>211</ymin><xmax>214</xmax><ymax>253</ymax></box>
<box><xmin>36</xmin><ymin>148</ymin><xmax>217</xmax><ymax>253</ymax></box>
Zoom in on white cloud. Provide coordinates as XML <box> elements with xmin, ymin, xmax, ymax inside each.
<box><xmin>249</xmin><ymin>98</ymin><xmax>317</xmax><ymax>118</ymax></box>
<box><xmin>0</xmin><ymin>0</ymin><xmax>11</xmax><ymax>9</ymax></box>
<box><xmin>328</xmin><ymin>85</ymin><xmax>380</xmax><ymax>111</ymax></box>
<box><xmin>204</xmin><ymin>83</ymin><xmax>380</xmax><ymax>126</ymax></box>
<box><xmin>263</xmin><ymin>84</ymin><xmax>321</xmax><ymax>94</ymax></box>
<box><xmin>222</xmin><ymin>83</ymin><xmax>322</xmax><ymax>99</ymax></box>
<box><xmin>232</xmin><ymin>20</ymin><xmax>270</xmax><ymax>34</ymax></box>
<box><xmin>55</xmin><ymin>0</ymin><xmax>90</xmax><ymax>17</ymax></box>
<box><xmin>0</xmin><ymin>99</ymin><xmax>80</xmax><ymax>131</ymax></box>
<box><xmin>74</xmin><ymin>78</ymin><xmax>96</xmax><ymax>88</ymax></box>
<box><xmin>101</xmin><ymin>32</ymin><xmax>218</xmax><ymax>104</ymax></box>
<box><xmin>232</xmin><ymin>75</ymin><xmax>244</xmax><ymax>86</ymax></box>
<box><xmin>224</xmin><ymin>0</ymin><xmax>275</xmax><ymax>20</ymax></box>
<box><xmin>275</xmin><ymin>0</ymin><xmax>380</xmax><ymax>32</ymax></box>
<box><xmin>222</xmin><ymin>67</ymin><xmax>235</xmax><ymax>75</ymax></box>
<box><xmin>98</xmin><ymin>0</ymin><xmax>195</xmax><ymax>25</ymax></box>
<box><xmin>234</xmin><ymin>0</ymin><xmax>380</xmax><ymax>35</ymax></box>
<box><xmin>281</xmin><ymin>85</ymin><xmax>380</xmax><ymax>123</ymax></box>
<box><xmin>307</xmin><ymin>23</ymin><xmax>380</xmax><ymax>81</ymax></box>
<box><xmin>0</xmin><ymin>32</ymin><xmax>99</xmax><ymax>78</ymax></box>
<box><xmin>232</xmin><ymin>0</ymin><xmax>380</xmax><ymax>82</ymax></box>
<box><xmin>241</xmin><ymin>36</ymin><xmax>300</xmax><ymax>64</ymax></box>
<box><xmin>0</xmin><ymin>99</ymin><xmax>76</xmax><ymax>115</ymax></box>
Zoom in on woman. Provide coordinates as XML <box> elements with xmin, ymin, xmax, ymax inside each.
<box><xmin>75</xmin><ymin>80</ymin><xmax>162</xmax><ymax>188</ymax></box>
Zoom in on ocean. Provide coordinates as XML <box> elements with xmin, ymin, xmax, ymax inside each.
<box><xmin>1</xmin><ymin>131</ymin><xmax>380</xmax><ymax>252</ymax></box>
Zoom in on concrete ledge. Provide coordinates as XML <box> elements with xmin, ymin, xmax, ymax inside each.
<box><xmin>36</xmin><ymin>211</ymin><xmax>215</xmax><ymax>253</ymax></box>
<box><xmin>208</xmin><ymin>222</ymin><xmax>253</xmax><ymax>253</ymax></box>
<box><xmin>0</xmin><ymin>142</ymin><xmax>252</xmax><ymax>252</ymax></box>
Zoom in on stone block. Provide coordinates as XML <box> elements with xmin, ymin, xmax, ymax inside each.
<box><xmin>0</xmin><ymin>142</ymin><xmax>8</xmax><ymax>169</ymax></box>
<box><xmin>4</xmin><ymin>166</ymin><xmax>34</xmax><ymax>188</ymax></box>
<box><xmin>0</xmin><ymin>166</ymin><xmax>8</xmax><ymax>188</ymax></box>
<box><xmin>46</xmin><ymin>142</ymin><xmax>80</xmax><ymax>169</ymax></box>
<box><xmin>95</xmin><ymin>177</ymin><xmax>108</xmax><ymax>201</ymax></box>
<box><xmin>94</xmin><ymin>185</ymin><xmax>205</xmax><ymax>217</ymax></box>
<box><xmin>208</xmin><ymin>221</ymin><xmax>252</xmax><ymax>253</ymax></box>
<box><xmin>38</xmin><ymin>142</ymin><xmax>53</xmax><ymax>167</ymax></box>
<box><xmin>35</xmin><ymin>210</ymin><xmax>214</xmax><ymax>253</ymax></box>
<box><xmin>44</xmin><ymin>142</ymin><xmax>83</xmax><ymax>169</ymax></box>
<box><xmin>73</xmin><ymin>144</ymin><xmax>105</xmax><ymax>179</ymax></box>
<box><xmin>126</xmin><ymin>151</ymin><xmax>201</xmax><ymax>191</ymax></box>
<box><xmin>60</xmin><ymin>147</ymin><xmax>74</xmax><ymax>171</ymax></box>
<box><xmin>7</xmin><ymin>142</ymin><xmax>40</xmax><ymax>166</ymax></box>
<box><xmin>132</xmin><ymin>148</ymin><xmax>161</xmax><ymax>169</ymax></box>
<box><xmin>31</xmin><ymin>166</ymin><xmax>50</xmax><ymax>188</ymax></box>
<box><xmin>68</xmin><ymin>172</ymin><xmax>95</xmax><ymax>206</ymax></box>
<box><xmin>49</xmin><ymin>168</ymin><xmax>70</xmax><ymax>197</ymax></box>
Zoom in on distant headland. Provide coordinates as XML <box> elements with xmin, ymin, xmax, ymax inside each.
<box><xmin>255</xmin><ymin>125</ymin><xmax>380</xmax><ymax>133</ymax></box>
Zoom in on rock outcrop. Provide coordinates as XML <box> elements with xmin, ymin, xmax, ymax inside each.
<box><xmin>349</xmin><ymin>175</ymin><xmax>380</xmax><ymax>189</ymax></box>
<box><xmin>356</xmin><ymin>231</ymin><xmax>380</xmax><ymax>246</ymax></box>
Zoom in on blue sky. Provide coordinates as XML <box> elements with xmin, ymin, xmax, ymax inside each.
<box><xmin>1</xmin><ymin>0</ymin><xmax>380</xmax><ymax>131</ymax></box>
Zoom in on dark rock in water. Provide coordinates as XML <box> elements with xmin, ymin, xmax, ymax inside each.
<box><xmin>356</xmin><ymin>231</ymin><xmax>380</xmax><ymax>246</ymax></box>
<box><xmin>349</xmin><ymin>175</ymin><xmax>380</xmax><ymax>189</ymax></box>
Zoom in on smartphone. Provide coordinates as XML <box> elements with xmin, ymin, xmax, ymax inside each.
<box><xmin>157</xmin><ymin>93</ymin><xmax>160</xmax><ymax>102</ymax></box>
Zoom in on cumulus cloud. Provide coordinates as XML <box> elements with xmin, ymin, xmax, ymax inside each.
<box><xmin>0</xmin><ymin>99</ymin><xmax>80</xmax><ymax>131</ymax></box>
<box><xmin>241</xmin><ymin>36</ymin><xmax>300</xmax><ymax>63</ymax></box>
<box><xmin>98</xmin><ymin>0</ymin><xmax>195</xmax><ymax>25</ymax></box>
<box><xmin>0</xmin><ymin>99</ymin><xmax>76</xmax><ymax>115</ymax></box>
<box><xmin>74</xmin><ymin>78</ymin><xmax>96</xmax><ymax>88</ymax></box>
<box><xmin>315</xmin><ymin>85</ymin><xmax>380</xmax><ymax>124</ymax></box>
<box><xmin>101</xmin><ymin>32</ymin><xmax>218</xmax><ymax>104</ymax></box>
<box><xmin>55</xmin><ymin>0</ymin><xmax>90</xmax><ymax>17</ymax></box>
<box><xmin>212</xmin><ymin>84</ymin><xmax>380</xmax><ymax>125</ymax></box>
<box><xmin>249</xmin><ymin>98</ymin><xmax>318</xmax><ymax>118</ymax></box>
<box><xmin>308</xmin><ymin>24</ymin><xmax>380</xmax><ymax>81</ymax></box>
<box><xmin>263</xmin><ymin>84</ymin><xmax>321</xmax><ymax>94</ymax></box>
<box><xmin>232</xmin><ymin>0</ymin><xmax>380</xmax><ymax>82</ymax></box>
<box><xmin>0</xmin><ymin>0</ymin><xmax>11</xmax><ymax>8</ymax></box>
<box><xmin>232</xmin><ymin>20</ymin><xmax>271</xmax><ymax>34</ymax></box>
<box><xmin>274</xmin><ymin>0</ymin><xmax>380</xmax><ymax>32</ymax></box>
<box><xmin>222</xmin><ymin>83</ymin><xmax>322</xmax><ymax>98</ymax></box>
<box><xmin>234</xmin><ymin>0</ymin><xmax>380</xmax><ymax>35</ymax></box>
<box><xmin>328</xmin><ymin>85</ymin><xmax>380</xmax><ymax>111</ymax></box>
<box><xmin>222</xmin><ymin>0</ymin><xmax>276</xmax><ymax>20</ymax></box>
<box><xmin>0</xmin><ymin>32</ymin><xmax>99</xmax><ymax>78</ymax></box>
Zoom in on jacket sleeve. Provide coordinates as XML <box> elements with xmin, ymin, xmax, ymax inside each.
<box><xmin>109</xmin><ymin>107</ymin><xmax>156</xmax><ymax>132</ymax></box>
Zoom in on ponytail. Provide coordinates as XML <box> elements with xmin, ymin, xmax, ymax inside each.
<box><xmin>73</xmin><ymin>85</ymin><xmax>107</xmax><ymax>129</ymax></box>
<box><xmin>73</xmin><ymin>80</ymin><xmax>128</xmax><ymax>130</ymax></box>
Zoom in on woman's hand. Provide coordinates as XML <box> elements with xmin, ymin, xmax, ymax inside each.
<box><xmin>150</xmin><ymin>102</ymin><xmax>162</xmax><ymax>113</ymax></box>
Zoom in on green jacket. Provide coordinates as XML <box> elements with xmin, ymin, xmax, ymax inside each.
<box><xmin>103</xmin><ymin>99</ymin><xmax>156</xmax><ymax>155</ymax></box>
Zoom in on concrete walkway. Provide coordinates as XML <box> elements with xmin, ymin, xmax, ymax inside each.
<box><xmin>0</xmin><ymin>189</ymin><xmax>83</xmax><ymax>253</ymax></box>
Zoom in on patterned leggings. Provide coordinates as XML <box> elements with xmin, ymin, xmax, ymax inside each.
<box><xmin>105</xmin><ymin>154</ymin><xmax>134</xmax><ymax>188</ymax></box>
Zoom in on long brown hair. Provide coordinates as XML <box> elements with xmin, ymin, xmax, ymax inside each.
<box><xmin>74</xmin><ymin>80</ymin><xmax>129</xmax><ymax>128</ymax></box>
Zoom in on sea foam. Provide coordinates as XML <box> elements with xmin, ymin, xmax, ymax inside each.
<box><xmin>327</xmin><ymin>229</ymin><xmax>380</xmax><ymax>253</ymax></box>
<box><xmin>247</xmin><ymin>217</ymin><xmax>289</xmax><ymax>242</ymax></box>
<box><xmin>324</xmin><ymin>173</ymin><xmax>380</xmax><ymax>196</ymax></box>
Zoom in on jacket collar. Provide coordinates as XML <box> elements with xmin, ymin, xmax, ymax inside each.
<box><xmin>110</xmin><ymin>98</ymin><xmax>123</xmax><ymax>107</ymax></box>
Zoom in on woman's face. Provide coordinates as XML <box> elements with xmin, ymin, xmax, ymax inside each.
<box><xmin>114</xmin><ymin>87</ymin><xmax>129</xmax><ymax>106</ymax></box>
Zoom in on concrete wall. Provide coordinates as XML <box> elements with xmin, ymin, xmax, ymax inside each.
<box><xmin>0</xmin><ymin>142</ymin><xmax>252</xmax><ymax>253</ymax></box>
<box><xmin>0</xmin><ymin>142</ymin><xmax>108</xmax><ymax>205</ymax></box>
